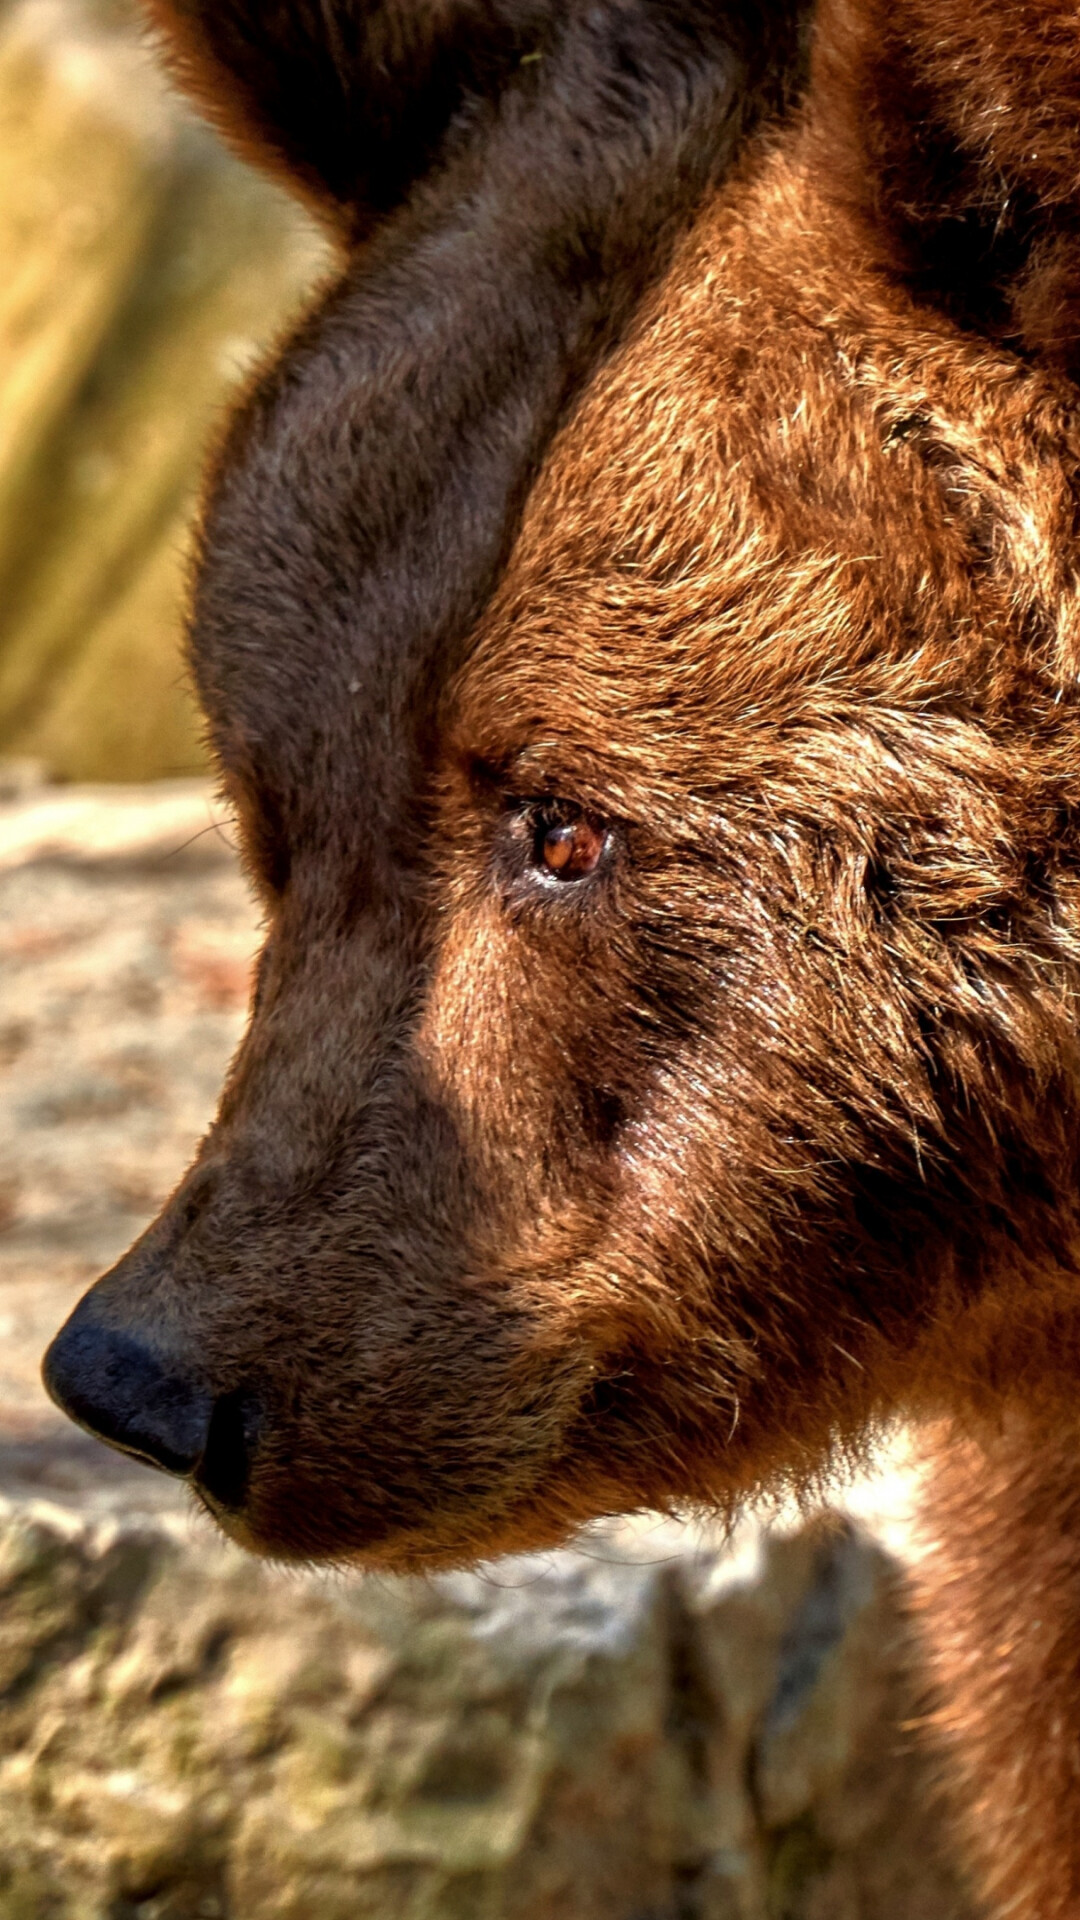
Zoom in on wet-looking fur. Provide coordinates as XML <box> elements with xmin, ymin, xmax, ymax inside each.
<box><xmin>40</xmin><ymin>2</ymin><xmax>1080</xmax><ymax>1911</ymax></box>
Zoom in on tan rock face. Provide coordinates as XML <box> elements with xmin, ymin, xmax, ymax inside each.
<box><xmin>0</xmin><ymin>0</ymin><xmax>330</xmax><ymax>782</ymax></box>
<box><xmin>0</xmin><ymin>1494</ymin><xmax>978</xmax><ymax>1920</ymax></box>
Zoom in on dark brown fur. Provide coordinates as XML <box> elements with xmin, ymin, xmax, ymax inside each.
<box><xmin>41</xmin><ymin>2</ymin><xmax>1080</xmax><ymax>1911</ymax></box>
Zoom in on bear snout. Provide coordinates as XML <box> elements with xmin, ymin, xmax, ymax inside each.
<box><xmin>41</xmin><ymin>1299</ymin><xmax>257</xmax><ymax>1494</ymax></box>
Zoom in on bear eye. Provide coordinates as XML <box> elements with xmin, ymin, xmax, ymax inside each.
<box><xmin>532</xmin><ymin>808</ymin><xmax>606</xmax><ymax>881</ymax></box>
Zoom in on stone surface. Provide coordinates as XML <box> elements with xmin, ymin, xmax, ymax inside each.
<box><xmin>0</xmin><ymin>784</ymin><xmax>980</xmax><ymax>1918</ymax></box>
<box><xmin>0</xmin><ymin>1493</ymin><xmax>976</xmax><ymax>1920</ymax></box>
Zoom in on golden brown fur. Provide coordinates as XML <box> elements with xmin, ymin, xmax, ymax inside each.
<box><xmin>40</xmin><ymin>2</ymin><xmax>1080</xmax><ymax>1910</ymax></box>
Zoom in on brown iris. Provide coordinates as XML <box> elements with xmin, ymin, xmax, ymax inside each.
<box><xmin>539</xmin><ymin>816</ymin><xmax>605</xmax><ymax>880</ymax></box>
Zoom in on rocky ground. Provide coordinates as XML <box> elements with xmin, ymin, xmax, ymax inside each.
<box><xmin>0</xmin><ymin>779</ymin><xmax>254</xmax><ymax>1513</ymax></box>
<box><xmin>0</xmin><ymin>782</ymin><xmax>980</xmax><ymax>1920</ymax></box>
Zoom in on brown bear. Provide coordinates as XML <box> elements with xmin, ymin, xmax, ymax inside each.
<box><xmin>41</xmin><ymin>1</ymin><xmax>1080</xmax><ymax>1911</ymax></box>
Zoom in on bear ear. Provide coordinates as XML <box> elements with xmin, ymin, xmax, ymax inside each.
<box><xmin>810</xmin><ymin>0</ymin><xmax>1080</xmax><ymax>372</ymax></box>
<box><xmin>142</xmin><ymin>0</ymin><xmax>554</xmax><ymax>236</ymax></box>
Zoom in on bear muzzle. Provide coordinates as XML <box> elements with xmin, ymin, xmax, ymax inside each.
<box><xmin>42</xmin><ymin>1298</ymin><xmax>261</xmax><ymax>1508</ymax></box>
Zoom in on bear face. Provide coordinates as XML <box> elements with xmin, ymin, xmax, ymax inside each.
<box><xmin>44</xmin><ymin>0</ymin><xmax>1080</xmax><ymax>1567</ymax></box>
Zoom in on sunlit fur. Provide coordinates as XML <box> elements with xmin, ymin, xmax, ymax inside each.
<box><xmin>47</xmin><ymin>2</ymin><xmax>1080</xmax><ymax>1910</ymax></box>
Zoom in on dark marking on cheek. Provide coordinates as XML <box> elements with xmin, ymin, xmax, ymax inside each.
<box><xmin>585</xmin><ymin>1085</ymin><xmax>628</xmax><ymax>1150</ymax></box>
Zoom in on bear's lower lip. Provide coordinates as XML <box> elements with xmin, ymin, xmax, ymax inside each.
<box><xmin>188</xmin><ymin>1486</ymin><xmax>376</xmax><ymax>1563</ymax></box>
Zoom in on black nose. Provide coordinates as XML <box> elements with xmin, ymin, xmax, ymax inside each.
<box><xmin>42</xmin><ymin>1308</ymin><xmax>213</xmax><ymax>1478</ymax></box>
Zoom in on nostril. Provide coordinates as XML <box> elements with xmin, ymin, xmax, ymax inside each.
<box><xmin>196</xmin><ymin>1389</ymin><xmax>262</xmax><ymax>1510</ymax></box>
<box><xmin>42</xmin><ymin>1311</ymin><xmax>212</xmax><ymax>1479</ymax></box>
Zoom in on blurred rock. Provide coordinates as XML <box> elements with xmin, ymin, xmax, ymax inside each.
<box><xmin>0</xmin><ymin>1487</ymin><xmax>977</xmax><ymax>1920</ymax></box>
<box><xmin>0</xmin><ymin>776</ymin><xmax>237</xmax><ymax>870</ymax></box>
<box><xmin>0</xmin><ymin>779</ymin><xmax>251</xmax><ymax>1429</ymax></box>
<box><xmin>0</xmin><ymin>786</ymin><xmax>981</xmax><ymax>1918</ymax></box>
<box><xmin>0</xmin><ymin>759</ymin><xmax>49</xmax><ymax>802</ymax></box>
<box><xmin>0</xmin><ymin>0</ymin><xmax>331</xmax><ymax>782</ymax></box>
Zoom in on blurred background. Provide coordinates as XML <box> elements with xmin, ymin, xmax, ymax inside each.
<box><xmin>0</xmin><ymin>0</ymin><xmax>330</xmax><ymax>786</ymax></box>
<box><xmin>0</xmin><ymin>3</ymin><xmax>983</xmax><ymax>1915</ymax></box>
